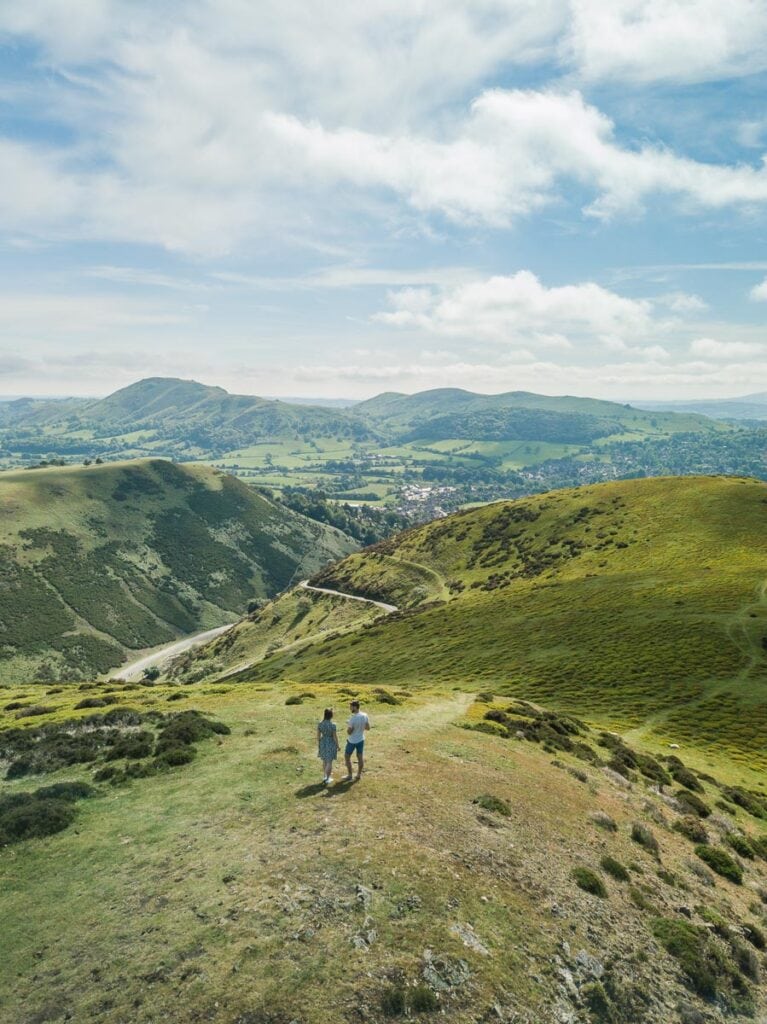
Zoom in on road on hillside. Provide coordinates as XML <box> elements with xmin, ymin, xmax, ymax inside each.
<box><xmin>299</xmin><ymin>580</ymin><xmax>398</xmax><ymax>613</ymax></box>
<box><xmin>112</xmin><ymin>623</ymin><xmax>235</xmax><ymax>681</ymax></box>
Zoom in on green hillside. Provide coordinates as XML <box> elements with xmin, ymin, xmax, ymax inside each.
<box><xmin>209</xmin><ymin>475</ymin><xmax>767</xmax><ymax>772</ymax></box>
<box><xmin>0</xmin><ymin>459</ymin><xmax>356</xmax><ymax>682</ymax></box>
<box><xmin>352</xmin><ymin>387</ymin><xmax>726</xmax><ymax>441</ymax></box>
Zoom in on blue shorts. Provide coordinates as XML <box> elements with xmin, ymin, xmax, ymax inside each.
<box><xmin>345</xmin><ymin>739</ymin><xmax>364</xmax><ymax>757</ymax></box>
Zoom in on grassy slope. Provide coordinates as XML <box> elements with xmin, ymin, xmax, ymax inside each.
<box><xmin>220</xmin><ymin>476</ymin><xmax>767</xmax><ymax>774</ymax></box>
<box><xmin>4</xmin><ymin>680</ymin><xmax>767</xmax><ymax>1022</ymax></box>
<box><xmin>353</xmin><ymin>387</ymin><xmax>727</xmax><ymax>439</ymax></box>
<box><xmin>0</xmin><ymin>460</ymin><xmax>356</xmax><ymax>682</ymax></box>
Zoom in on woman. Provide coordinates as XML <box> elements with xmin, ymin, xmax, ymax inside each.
<box><xmin>317</xmin><ymin>707</ymin><xmax>339</xmax><ymax>784</ymax></box>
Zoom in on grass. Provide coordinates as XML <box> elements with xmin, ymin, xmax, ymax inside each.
<box><xmin>0</xmin><ymin>459</ymin><xmax>356</xmax><ymax>682</ymax></box>
<box><xmin>212</xmin><ymin>475</ymin><xmax>767</xmax><ymax>778</ymax></box>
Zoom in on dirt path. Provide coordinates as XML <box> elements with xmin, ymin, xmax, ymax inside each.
<box><xmin>298</xmin><ymin>579</ymin><xmax>398</xmax><ymax>613</ymax></box>
<box><xmin>111</xmin><ymin>623</ymin><xmax>234</xmax><ymax>681</ymax></box>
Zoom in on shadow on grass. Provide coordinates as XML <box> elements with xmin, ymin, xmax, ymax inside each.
<box><xmin>295</xmin><ymin>778</ymin><xmax>356</xmax><ymax>799</ymax></box>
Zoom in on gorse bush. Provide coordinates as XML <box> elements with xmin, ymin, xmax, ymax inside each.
<box><xmin>572</xmin><ymin>866</ymin><xmax>607</xmax><ymax>897</ymax></box>
<box><xmin>0</xmin><ymin>782</ymin><xmax>94</xmax><ymax>846</ymax></box>
<box><xmin>725</xmin><ymin>832</ymin><xmax>755</xmax><ymax>860</ymax></box>
<box><xmin>695</xmin><ymin>845</ymin><xmax>743</xmax><ymax>884</ymax></box>
<box><xmin>473</xmin><ymin>794</ymin><xmax>511</xmax><ymax>817</ymax></box>
<box><xmin>600</xmin><ymin>855</ymin><xmax>629</xmax><ymax>881</ymax></box>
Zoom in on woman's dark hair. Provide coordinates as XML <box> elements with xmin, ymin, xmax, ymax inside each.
<box><xmin>323</xmin><ymin>707</ymin><xmax>334</xmax><ymax>720</ymax></box>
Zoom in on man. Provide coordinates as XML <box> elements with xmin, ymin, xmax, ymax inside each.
<box><xmin>344</xmin><ymin>700</ymin><xmax>370</xmax><ymax>781</ymax></box>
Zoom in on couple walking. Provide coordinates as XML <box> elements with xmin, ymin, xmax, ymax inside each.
<box><xmin>316</xmin><ymin>700</ymin><xmax>369</xmax><ymax>785</ymax></box>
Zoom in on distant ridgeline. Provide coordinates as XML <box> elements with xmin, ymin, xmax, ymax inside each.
<box><xmin>0</xmin><ymin>459</ymin><xmax>356</xmax><ymax>682</ymax></box>
<box><xmin>0</xmin><ymin>376</ymin><xmax>730</xmax><ymax>461</ymax></box>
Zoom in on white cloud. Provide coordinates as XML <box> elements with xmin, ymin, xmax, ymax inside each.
<box><xmin>374</xmin><ymin>271</ymin><xmax>655</xmax><ymax>347</ymax></box>
<box><xmin>567</xmin><ymin>0</ymin><xmax>767</xmax><ymax>84</ymax></box>
<box><xmin>0</xmin><ymin>294</ymin><xmax>197</xmax><ymax>335</ymax></box>
<box><xmin>750</xmin><ymin>278</ymin><xmax>767</xmax><ymax>301</ymax></box>
<box><xmin>689</xmin><ymin>337</ymin><xmax>765</xmax><ymax>360</ymax></box>
<box><xmin>658</xmin><ymin>292</ymin><xmax>708</xmax><ymax>313</ymax></box>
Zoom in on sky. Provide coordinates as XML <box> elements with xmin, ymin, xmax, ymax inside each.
<box><xmin>2</xmin><ymin>2</ymin><xmax>767</xmax><ymax>401</ymax></box>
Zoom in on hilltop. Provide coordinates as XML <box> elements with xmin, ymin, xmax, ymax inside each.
<box><xmin>185</xmin><ymin>475</ymin><xmax>767</xmax><ymax>772</ymax></box>
<box><xmin>4</xmin><ymin>475</ymin><xmax>767</xmax><ymax>1021</ymax></box>
<box><xmin>0</xmin><ymin>459</ymin><xmax>356</xmax><ymax>682</ymax></box>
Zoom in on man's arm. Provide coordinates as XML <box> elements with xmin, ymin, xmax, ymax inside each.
<box><xmin>364</xmin><ymin>716</ymin><xmax>370</xmax><ymax>732</ymax></box>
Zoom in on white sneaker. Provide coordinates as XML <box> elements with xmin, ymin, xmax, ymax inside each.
<box><xmin>326</xmin><ymin>776</ymin><xmax>333</xmax><ymax>784</ymax></box>
<box><xmin>323</xmin><ymin>776</ymin><xmax>329</xmax><ymax>784</ymax></box>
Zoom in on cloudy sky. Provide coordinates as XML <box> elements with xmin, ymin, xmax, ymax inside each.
<box><xmin>2</xmin><ymin>1</ymin><xmax>767</xmax><ymax>400</ymax></box>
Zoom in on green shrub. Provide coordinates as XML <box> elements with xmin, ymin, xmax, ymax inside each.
<box><xmin>629</xmin><ymin>886</ymin><xmax>654</xmax><ymax>911</ymax></box>
<box><xmin>651</xmin><ymin>918</ymin><xmax>719</xmax><ymax>998</ymax></box>
<box><xmin>376</xmin><ymin>692</ymin><xmax>402</xmax><ymax>705</ymax></box>
<box><xmin>631</xmin><ymin>822</ymin><xmax>660</xmax><ymax>857</ymax></box>
<box><xmin>285</xmin><ymin>695</ymin><xmax>303</xmax><ymax>706</ymax></box>
<box><xmin>34</xmin><ymin>781</ymin><xmax>94</xmax><ymax>802</ymax></box>
<box><xmin>473</xmin><ymin>794</ymin><xmax>511</xmax><ymax>817</ymax></box>
<box><xmin>726</xmin><ymin>832</ymin><xmax>755</xmax><ymax>860</ymax></box>
<box><xmin>749</xmin><ymin>834</ymin><xmax>767</xmax><ymax>860</ymax></box>
<box><xmin>466</xmin><ymin>720</ymin><xmax>509</xmax><ymax>738</ymax></box>
<box><xmin>657</xmin><ymin>869</ymin><xmax>677</xmax><ymax>887</ymax></box>
<box><xmin>695</xmin><ymin>845</ymin><xmax>743</xmax><ymax>884</ymax></box>
<box><xmin>675</xmin><ymin>789</ymin><xmax>711</xmax><ymax>818</ymax></box>
<box><xmin>73</xmin><ymin>696</ymin><xmax>119</xmax><ymax>710</ymax></box>
<box><xmin>731</xmin><ymin>938</ymin><xmax>759</xmax><ymax>981</ymax></box>
<box><xmin>15</xmin><ymin>705</ymin><xmax>56</xmax><ymax>718</ymax></box>
<box><xmin>581</xmin><ymin>981</ymin><xmax>613</xmax><ymax>1022</ymax></box>
<box><xmin>155</xmin><ymin>745</ymin><xmax>196</xmax><ymax>768</ymax></box>
<box><xmin>670</xmin><ymin>765</ymin><xmax>704</xmax><ymax>793</ymax></box>
<box><xmin>380</xmin><ymin>985</ymin><xmax>407</xmax><ymax>1016</ymax></box>
<box><xmin>166</xmin><ymin>692</ymin><xmax>186</xmax><ymax>702</ymax></box>
<box><xmin>0</xmin><ymin>797</ymin><xmax>76</xmax><ymax>845</ymax></box>
<box><xmin>573</xmin><ymin>866</ymin><xmax>607</xmax><ymax>897</ymax></box>
<box><xmin>93</xmin><ymin>765</ymin><xmax>117</xmax><ymax>782</ymax></box>
<box><xmin>409</xmin><ymin>985</ymin><xmax>438</xmax><ymax>1012</ymax></box>
<box><xmin>475</xmin><ymin>691</ymin><xmax>494</xmax><ymax>703</ymax></box>
<box><xmin>674</xmin><ymin>816</ymin><xmax>709</xmax><ymax>844</ymax></box>
<box><xmin>743</xmin><ymin>923</ymin><xmax>766</xmax><ymax>950</ymax></box>
<box><xmin>600</xmin><ymin>855</ymin><xmax>629</xmax><ymax>881</ymax></box>
<box><xmin>106</xmin><ymin>732</ymin><xmax>154</xmax><ymax>761</ymax></box>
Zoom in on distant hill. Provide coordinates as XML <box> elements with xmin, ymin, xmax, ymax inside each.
<box><xmin>352</xmin><ymin>387</ymin><xmax>726</xmax><ymax>442</ymax></box>
<box><xmin>200</xmin><ymin>474</ymin><xmax>767</xmax><ymax>770</ymax></box>
<box><xmin>636</xmin><ymin>393</ymin><xmax>767</xmax><ymax>422</ymax></box>
<box><xmin>0</xmin><ymin>459</ymin><xmax>356</xmax><ymax>681</ymax></box>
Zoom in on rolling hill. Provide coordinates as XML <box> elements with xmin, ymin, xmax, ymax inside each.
<box><xmin>352</xmin><ymin>387</ymin><xmax>727</xmax><ymax>441</ymax></box>
<box><xmin>636</xmin><ymin>393</ymin><xmax>767</xmax><ymax>422</ymax></box>
<box><xmin>0</xmin><ymin>459</ymin><xmax>356</xmax><ymax>682</ymax></box>
<box><xmin>5</xmin><ymin>475</ymin><xmax>767</xmax><ymax>1022</ymax></box>
<box><xmin>187</xmin><ymin>474</ymin><xmax>767</xmax><ymax>772</ymax></box>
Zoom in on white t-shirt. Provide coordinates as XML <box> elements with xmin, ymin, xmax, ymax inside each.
<box><xmin>347</xmin><ymin>712</ymin><xmax>370</xmax><ymax>744</ymax></box>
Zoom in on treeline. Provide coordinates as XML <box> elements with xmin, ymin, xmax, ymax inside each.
<box><xmin>403</xmin><ymin>409</ymin><xmax>620</xmax><ymax>444</ymax></box>
<box><xmin>273</xmin><ymin>488</ymin><xmax>409</xmax><ymax>545</ymax></box>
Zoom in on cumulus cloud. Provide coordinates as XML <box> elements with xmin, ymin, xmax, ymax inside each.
<box><xmin>749</xmin><ymin>278</ymin><xmax>767</xmax><ymax>301</ymax></box>
<box><xmin>689</xmin><ymin>337</ymin><xmax>765</xmax><ymax>360</ymax></box>
<box><xmin>567</xmin><ymin>0</ymin><xmax>767</xmax><ymax>84</ymax></box>
<box><xmin>374</xmin><ymin>271</ymin><xmax>656</xmax><ymax>348</ymax></box>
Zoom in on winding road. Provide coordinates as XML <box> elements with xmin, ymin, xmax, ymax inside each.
<box><xmin>110</xmin><ymin>580</ymin><xmax>397</xmax><ymax>681</ymax></box>
<box><xmin>298</xmin><ymin>579</ymin><xmax>398</xmax><ymax>613</ymax></box>
<box><xmin>111</xmin><ymin>623</ymin><xmax>234</xmax><ymax>681</ymax></box>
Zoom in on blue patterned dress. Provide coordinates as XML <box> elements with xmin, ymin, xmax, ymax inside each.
<box><xmin>317</xmin><ymin>720</ymin><xmax>338</xmax><ymax>761</ymax></box>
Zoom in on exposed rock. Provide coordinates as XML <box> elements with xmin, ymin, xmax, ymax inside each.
<box><xmin>450</xmin><ymin>922</ymin><xmax>490</xmax><ymax>956</ymax></box>
<box><xmin>355</xmin><ymin>884</ymin><xmax>373</xmax><ymax>910</ymax></box>
<box><xmin>422</xmin><ymin>949</ymin><xmax>471</xmax><ymax>992</ymax></box>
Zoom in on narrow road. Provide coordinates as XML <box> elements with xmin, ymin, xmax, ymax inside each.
<box><xmin>111</xmin><ymin>623</ymin><xmax>234</xmax><ymax>681</ymax></box>
<box><xmin>298</xmin><ymin>579</ymin><xmax>398</xmax><ymax>614</ymax></box>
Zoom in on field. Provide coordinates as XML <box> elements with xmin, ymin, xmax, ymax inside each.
<box><xmin>0</xmin><ymin>460</ymin><xmax>356</xmax><ymax>682</ymax></box>
<box><xmin>5</xmin><ymin>679</ymin><xmax>767</xmax><ymax>1022</ymax></box>
<box><xmin>195</xmin><ymin>476</ymin><xmax>767</xmax><ymax>778</ymax></box>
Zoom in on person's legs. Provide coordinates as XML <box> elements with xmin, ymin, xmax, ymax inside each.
<box><xmin>323</xmin><ymin>758</ymin><xmax>333</xmax><ymax>780</ymax></box>
<box><xmin>355</xmin><ymin>749</ymin><xmax>364</xmax><ymax>779</ymax></box>
<box><xmin>344</xmin><ymin>741</ymin><xmax>354</xmax><ymax>780</ymax></box>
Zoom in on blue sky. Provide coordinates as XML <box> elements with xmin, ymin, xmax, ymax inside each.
<box><xmin>2</xmin><ymin>1</ymin><xmax>767</xmax><ymax>400</ymax></box>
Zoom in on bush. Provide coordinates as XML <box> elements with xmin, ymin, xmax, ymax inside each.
<box><xmin>675</xmin><ymin>789</ymin><xmax>711</xmax><ymax>818</ymax></box>
<box><xmin>475</xmin><ymin>692</ymin><xmax>494</xmax><ymax>703</ymax></box>
<box><xmin>473</xmin><ymin>794</ymin><xmax>511</xmax><ymax>817</ymax></box>
<box><xmin>106</xmin><ymin>732</ymin><xmax>154</xmax><ymax>761</ymax></box>
<box><xmin>674</xmin><ymin>816</ymin><xmax>709</xmax><ymax>844</ymax></box>
<box><xmin>743</xmin><ymin>923</ymin><xmax>766</xmax><ymax>950</ymax></box>
<box><xmin>15</xmin><ymin>705</ymin><xmax>56</xmax><ymax>718</ymax></box>
<box><xmin>581</xmin><ymin>981</ymin><xmax>612</xmax><ymax>1021</ymax></box>
<box><xmin>155</xmin><ymin>745</ymin><xmax>196</xmax><ymax>768</ymax></box>
<box><xmin>600</xmin><ymin>855</ymin><xmax>629</xmax><ymax>881</ymax></box>
<box><xmin>695</xmin><ymin>845</ymin><xmax>743</xmax><ymax>884</ymax></box>
<box><xmin>376</xmin><ymin>692</ymin><xmax>402</xmax><ymax>705</ymax></box>
<box><xmin>410</xmin><ymin>985</ymin><xmax>438</xmax><ymax>1012</ymax></box>
<box><xmin>380</xmin><ymin>985</ymin><xmax>407</xmax><ymax>1017</ymax></box>
<box><xmin>749</xmin><ymin>834</ymin><xmax>767</xmax><ymax>860</ymax></box>
<box><xmin>651</xmin><ymin>918</ymin><xmax>719</xmax><ymax>999</ymax></box>
<box><xmin>285</xmin><ymin>695</ymin><xmax>303</xmax><ymax>706</ymax></box>
<box><xmin>726</xmin><ymin>832</ymin><xmax>755</xmax><ymax>860</ymax></box>
<box><xmin>73</xmin><ymin>696</ymin><xmax>119</xmax><ymax>710</ymax></box>
<box><xmin>573</xmin><ymin>866</ymin><xmax>607</xmax><ymax>897</ymax></box>
<box><xmin>670</xmin><ymin>765</ymin><xmax>704</xmax><ymax>793</ymax></box>
<box><xmin>34</xmin><ymin>781</ymin><xmax>94</xmax><ymax>802</ymax></box>
<box><xmin>0</xmin><ymin>796</ymin><xmax>76</xmax><ymax>845</ymax></box>
<box><xmin>631</xmin><ymin>822</ymin><xmax>660</xmax><ymax>857</ymax></box>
